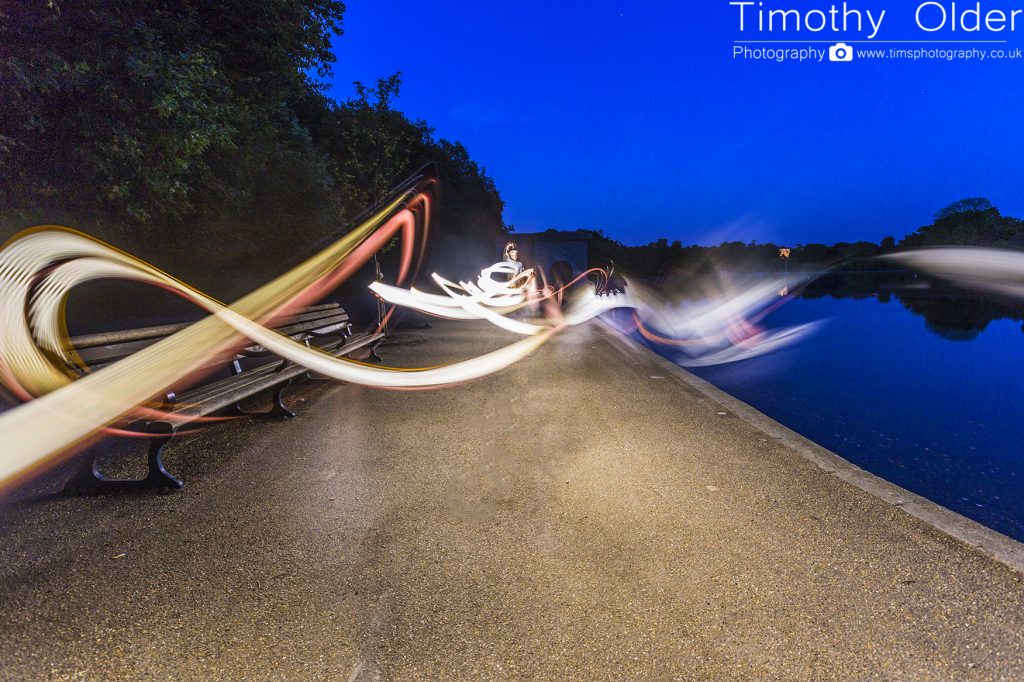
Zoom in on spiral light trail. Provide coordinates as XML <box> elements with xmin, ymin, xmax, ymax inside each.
<box><xmin>0</xmin><ymin>190</ymin><xmax>836</xmax><ymax>490</ymax></box>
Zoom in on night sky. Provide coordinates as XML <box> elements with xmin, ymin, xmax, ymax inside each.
<box><xmin>325</xmin><ymin>1</ymin><xmax>1024</xmax><ymax>246</ymax></box>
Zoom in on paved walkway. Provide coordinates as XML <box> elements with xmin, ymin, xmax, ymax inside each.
<box><xmin>1</xmin><ymin>320</ymin><xmax>1022</xmax><ymax>680</ymax></box>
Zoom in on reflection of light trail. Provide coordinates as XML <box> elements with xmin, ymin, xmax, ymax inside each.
<box><xmin>885</xmin><ymin>248</ymin><xmax>1024</xmax><ymax>299</ymax></box>
<box><xmin>609</xmin><ymin>276</ymin><xmax>822</xmax><ymax>366</ymax></box>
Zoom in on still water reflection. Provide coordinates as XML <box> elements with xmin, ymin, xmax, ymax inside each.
<box><xmin>666</xmin><ymin>273</ymin><xmax>1024</xmax><ymax>542</ymax></box>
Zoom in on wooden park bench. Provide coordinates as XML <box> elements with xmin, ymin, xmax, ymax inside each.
<box><xmin>61</xmin><ymin>302</ymin><xmax>381</xmax><ymax>495</ymax></box>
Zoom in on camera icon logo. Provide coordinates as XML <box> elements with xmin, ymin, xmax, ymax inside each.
<box><xmin>829</xmin><ymin>43</ymin><xmax>854</xmax><ymax>62</ymax></box>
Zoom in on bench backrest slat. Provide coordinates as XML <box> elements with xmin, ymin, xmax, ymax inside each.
<box><xmin>68</xmin><ymin>302</ymin><xmax>341</xmax><ymax>349</ymax></box>
<box><xmin>272</xmin><ymin>313</ymin><xmax>349</xmax><ymax>338</ymax></box>
<box><xmin>68</xmin><ymin>302</ymin><xmax>349</xmax><ymax>367</ymax></box>
<box><xmin>71</xmin><ymin>323</ymin><xmax>193</xmax><ymax>349</ymax></box>
<box><xmin>267</xmin><ymin>306</ymin><xmax>345</xmax><ymax>328</ymax></box>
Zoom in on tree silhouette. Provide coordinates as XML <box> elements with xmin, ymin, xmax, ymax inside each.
<box><xmin>901</xmin><ymin>198</ymin><xmax>1024</xmax><ymax>249</ymax></box>
<box><xmin>934</xmin><ymin>197</ymin><xmax>994</xmax><ymax>220</ymax></box>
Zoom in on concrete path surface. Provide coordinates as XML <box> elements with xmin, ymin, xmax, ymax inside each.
<box><xmin>1</xmin><ymin>319</ymin><xmax>1023</xmax><ymax>680</ymax></box>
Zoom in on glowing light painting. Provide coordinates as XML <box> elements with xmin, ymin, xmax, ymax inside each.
<box><xmin>0</xmin><ymin>195</ymin><xmax>824</xmax><ymax>490</ymax></box>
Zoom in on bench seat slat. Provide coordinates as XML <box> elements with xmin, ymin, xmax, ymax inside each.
<box><xmin>239</xmin><ymin>322</ymin><xmax>350</xmax><ymax>356</ymax></box>
<box><xmin>306</xmin><ymin>321</ymin><xmax>350</xmax><ymax>337</ymax></box>
<box><xmin>168</xmin><ymin>332</ymin><xmax>381</xmax><ymax>420</ymax></box>
<box><xmin>172</xmin><ymin>358</ymin><xmax>325</xmax><ymax>418</ymax></box>
<box><xmin>264</xmin><ymin>306</ymin><xmax>346</xmax><ymax>328</ymax></box>
<box><xmin>271</xmin><ymin>313</ymin><xmax>349</xmax><ymax>338</ymax></box>
<box><xmin>176</xmin><ymin>333</ymin><xmax>350</xmax><ymax>403</ymax></box>
<box><xmin>173</xmin><ymin>360</ymin><xmax>287</xmax><ymax>405</ymax></box>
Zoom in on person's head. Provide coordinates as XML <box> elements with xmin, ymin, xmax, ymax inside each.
<box><xmin>504</xmin><ymin>241</ymin><xmax>519</xmax><ymax>261</ymax></box>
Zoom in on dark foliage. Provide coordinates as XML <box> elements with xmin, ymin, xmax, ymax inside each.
<box><xmin>901</xmin><ymin>197</ymin><xmax>1024</xmax><ymax>249</ymax></box>
<box><xmin>1</xmin><ymin>1</ymin><xmax>504</xmax><ymax>296</ymax></box>
<box><xmin>586</xmin><ymin>230</ymin><xmax>882</xmax><ymax>281</ymax></box>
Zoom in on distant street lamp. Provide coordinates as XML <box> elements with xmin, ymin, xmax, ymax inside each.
<box><xmin>779</xmin><ymin>247</ymin><xmax>790</xmax><ymax>277</ymax></box>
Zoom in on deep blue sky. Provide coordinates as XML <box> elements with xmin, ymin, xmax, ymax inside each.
<box><xmin>324</xmin><ymin>1</ymin><xmax>1024</xmax><ymax>246</ymax></box>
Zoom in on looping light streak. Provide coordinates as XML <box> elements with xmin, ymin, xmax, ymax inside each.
<box><xmin>0</xmin><ymin>191</ymin><xmax>829</xmax><ymax>489</ymax></box>
<box><xmin>0</xmin><ymin>194</ymin><xmax>644</xmax><ymax>489</ymax></box>
<box><xmin>0</xmin><ymin>189</ymin><xmax>442</xmax><ymax>486</ymax></box>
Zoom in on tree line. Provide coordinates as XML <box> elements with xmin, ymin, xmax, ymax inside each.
<box><xmin>0</xmin><ymin>0</ymin><xmax>505</xmax><ymax>296</ymax></box>
<box><xmin>584</xmin><ymin>197</ymin><xmax>1024</xmax><ymax>278</ymax></box>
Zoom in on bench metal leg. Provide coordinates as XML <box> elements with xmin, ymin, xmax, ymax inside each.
<box><xmin>352</xmin><ymin>338</ymin><xmax>385</xmax><ymax>364</ymax></box>
<box><xmin>225</xmin><ymin>376</ymin><xmax>300</xmax><ymax>420</ymax></box>
<box><xmin>143</xmin><ymin>423</ymin><xmax>184</xmax><ymax>491</ymax></box>
<box><xmin>62</xmin><ymin>445</ymin><xmax>105</xmax><ymax>495</ymax></box>
<box><xmin>62</xmin><ymin>423</ymin><xmax>183</xmax><ymax>495</ymax></box>
<box><xmin>226</xmin><ymin>360</ymin><xmax>264</xmax><ymax>416</ymax></box>
<box><xmin>225</xmin><ymin>401</ymin><xmax>263</xmax><ymax>417</ymax></box>
<box><xmin>270</xmin><ymin>379</ymin><xmax>297</xmax><ymax>420</ymax></box>
<box><xmin>367</xmin><ymin>343</ymin><xmax>384</xmax><ymax>364</ymax></box>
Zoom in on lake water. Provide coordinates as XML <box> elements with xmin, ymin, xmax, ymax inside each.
<box><xmin>644</xmin><ymin>275</ymin><xmax>1024</xmax><ymax>543</ymax></box>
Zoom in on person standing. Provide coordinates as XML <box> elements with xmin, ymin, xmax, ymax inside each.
<box><xmin>503</xmin><ymin>241</ymin><xmax>524</xmax><ymax>277</ymax></box>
